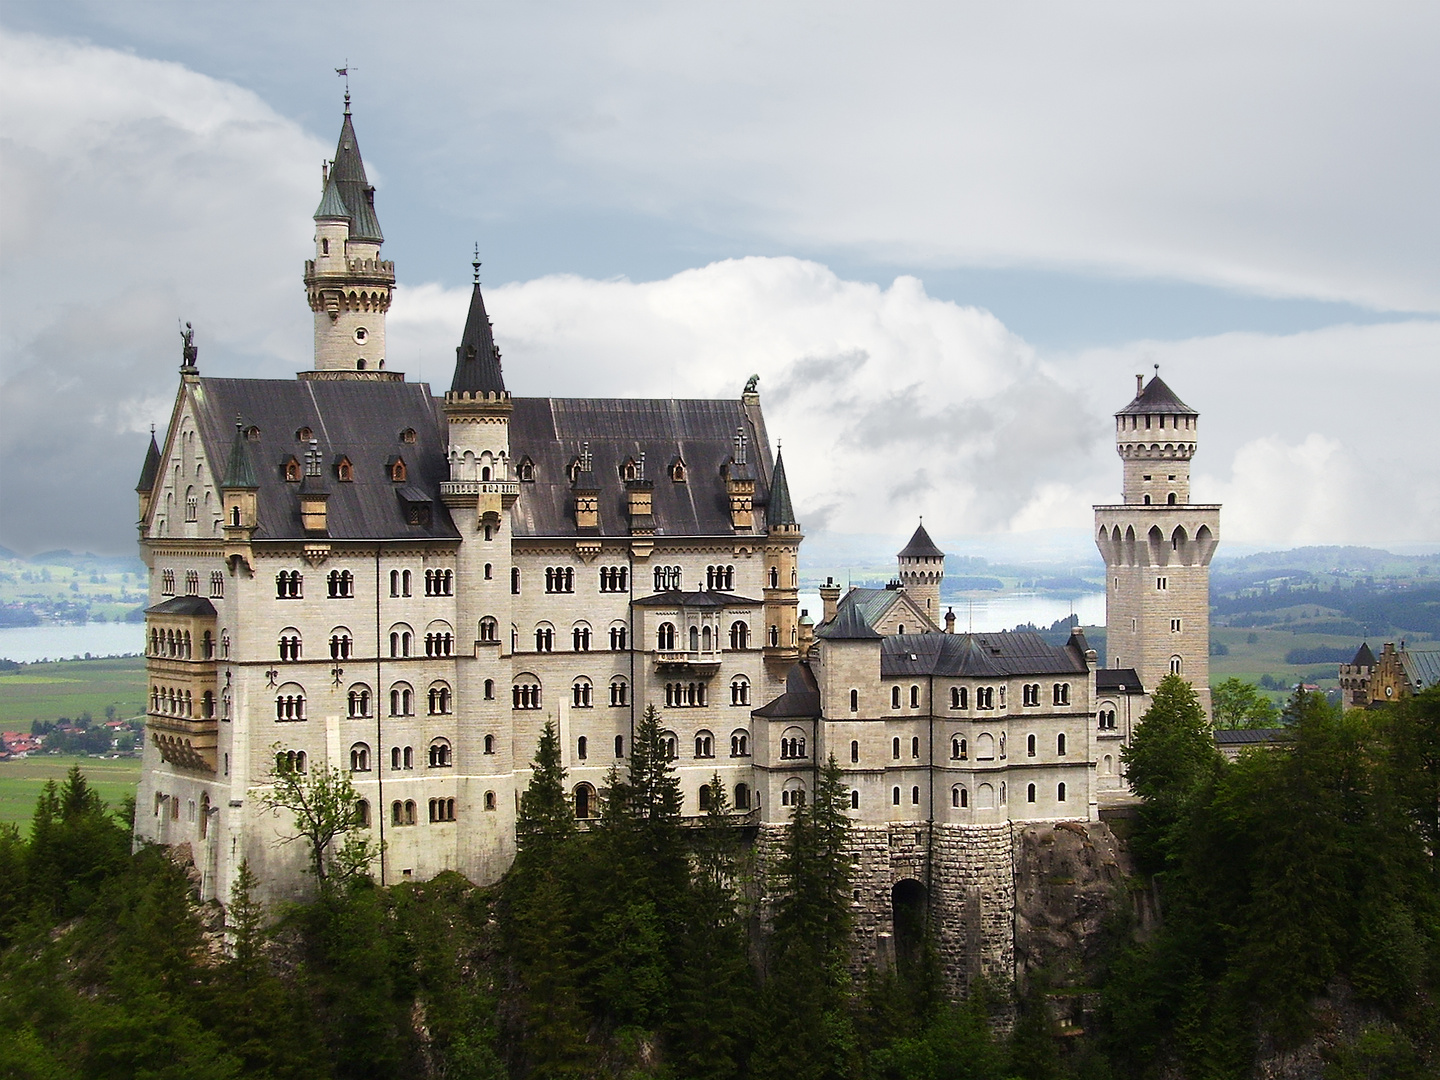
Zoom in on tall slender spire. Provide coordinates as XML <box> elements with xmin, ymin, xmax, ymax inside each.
<box><xmin>136</xmin><ymin>427</ymin><xmax>161</xmax><ymax>494</ymax></box>
<box><xmin>222</xmin><ymin>418</ymin><xmax>259</xmax><ymax>490</ymax></box>
<box><xmin>314</xmin><ymin>107</ymin><xmax>383</xmax><ymax>242</ymax></box>
<box><xmin>449</xmin><ymin>255</ymin><xmax>506</xmax><ymax>395</ymax></box>
<box><xmin>768</xmin><ymin>449</ymin><xmax>797</xmax><ymax>527</ymax></box>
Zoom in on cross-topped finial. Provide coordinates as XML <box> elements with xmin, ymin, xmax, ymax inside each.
<box><xmin>305</xmin><ymin>438</ymin><xmax>322</xmax><ymax>477</ymax></box>
<box><xmin>734</xmin><ymin>426</ymin><xmax>748</xmax><ymax>465</ymax></box>
<box><xmin>472</xmin><ymin>243</ymin><xmax>481</xmax><ymax>285</ymax></box>
<box><xmin>580</xmin><ymin>441</ymin><xmax>592</xmax><ymax>472</ymax></box>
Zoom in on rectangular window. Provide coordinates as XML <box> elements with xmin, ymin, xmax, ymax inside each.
<box><xmin>1156</xmin><ymin>576</ymin><xmax>1168</xmax><ymax>590</ymax></box>
<box><xmin>1170</xmin><ymin>618</ymin><xmax>1182</xmax><ymax>632</ymax></box>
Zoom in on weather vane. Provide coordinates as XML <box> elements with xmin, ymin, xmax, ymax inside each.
<box><xmin>335</xmin><ymin>61</ymin><xmax>356</xmax><ymax>110</ymax></box>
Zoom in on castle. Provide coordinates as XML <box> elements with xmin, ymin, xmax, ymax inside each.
<box><xmin>133</xmin><ymin>101</ymin><xmax>1218</xmax><ymax>976</ymax></box>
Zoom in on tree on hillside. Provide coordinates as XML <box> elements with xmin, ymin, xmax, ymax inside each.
<box><xmin>517</xmin><ymin>719</ymin><xmax>574</xmax><ymax>857</ymax></box>
<box><xmin>1387</xmin><ymin>685</ymin><xmax>1440</xmax><ymax>882</ymax></box>
<box><xmin>1211</xmin><ymin>677</ymin><xmax>1280</xmax><ymax>729</ymax></box>
<box><xmin>26</xmin><ymin>765</ymin><xmax>130</xmax><ymax>921</ymax></box>
<box><xmin>752</xmin><ymin>754</ymin><xmax>859</xmax><ymax>1080</ymax></box>
<box><xmin>261</xmin><ymin>751</ymin><xmax>377</xmax><ymax>888</ymax></box>
<box><xmin>1122</xmin><ymin>674</ymin><xmax>1223</xmax><ymax>875</ymax></box>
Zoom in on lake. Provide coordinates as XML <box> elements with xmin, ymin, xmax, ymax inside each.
<box><xmin>797</xmin><ymin>591</ymin><xmax>1106</xmax><ymax>633</ymax></box>
<box><xmin>0</xmin><ymin>622</ymin><xmax>145</xmax><ymax>664</ymax></box>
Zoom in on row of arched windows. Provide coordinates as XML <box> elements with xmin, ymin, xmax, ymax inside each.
<box><xmin>149</xmin><ymin>684</ymin><xmax>215</xmax><ymax>720</ymax></box>
<box><xmin>424</xmin><ymin>569</ymin><xmax>454</xmax><ymax>595</ymax></box>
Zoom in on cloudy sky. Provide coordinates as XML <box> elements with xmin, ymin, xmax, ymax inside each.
<box><xmin>2</xmin><ymin>2</ymin><xmax>1437</xmax><ymax>560</ymax></box>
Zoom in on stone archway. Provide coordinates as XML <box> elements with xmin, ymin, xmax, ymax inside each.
<box><xmin>891</xmin><ymin>878</ymin><xmax>928</xmax><ymax>972</ymax></box>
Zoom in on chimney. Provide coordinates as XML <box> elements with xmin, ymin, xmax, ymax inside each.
<box><xmin>819</xmin><ymin>576</ymin><xmax>841</xmax><ymax>624</ymax></box>
<box><xmin>944</xmin><ymin>607</ymin><xmax>956</xmax><ymax>634</ymax></box>
<box><xmin>798</xmin><ymin>609</ymin><xmax>815</xmax><ymax>654</ymax></box>
<box><xmin>1136</xmin><ymin>373</ymin><xmax>1144</xmax><ymax>395</ymax></box>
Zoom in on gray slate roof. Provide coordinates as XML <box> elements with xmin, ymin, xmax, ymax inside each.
<box><xmin>899</xmin><ymin>522</ymin><xmax>944</xmax><ymax>558</ymax></box>
<box><xmin>191</xmin><ymin>378</ymin><xmax>458</xmax><ymax>541</ymax></box>
<box><xmin>1118</xmin><ymin>375</ymin><xmax>1196</xmax><ymax>416</ymax></box>
<box><xmin>508</xmin><ymin>398</ymin><xmax>776</xmax><ymax>538</ymax></box>
<box><xmin>815</xmin><ymin>601</ymin><xmax>884</xmax><ymax>640</ymax></box>
<box><xmin>1402</xmin><ymin>648</ymin><xmax>1440</xmax><ymax>691</ymax></box>
<box><xmin>315</xmin><ymin>110</ymin><xmax>383</xmax><ymax>243</ymax></box>
<box><xmin>1096</xmin><ymin>668</ymin><xmax>1144</xmax><ymax>694</ymax></box>
<box><xmin>879</xmin><ymin>630</ymin><xmax>1088</xmax><ymax>678</ymax></box>
<box><xmin>136</xmin><ymin>432</ymin><xmax>161</xmax><ymax>493</ymax></box>
<box><xmin>632</xmin><ymin>590</ymin><xmax>765</xmax><ymax>609</ymax></box>
<box><xmin>1213</xmin><ymin>728</ymin><xmax>1287</xmax><ymax>746</ymax></box>
<box><xmin>752</xmin><ymin>662</ymin><xmax>821</xmax><ymax>719</ymax></box>
<box><xmin>146</xmin><ymin>596</ymin><xmax>218</xmax><ymax>618</ymax></box>
<box><xmin>449</xmin><ymin>281</ymin><xmax>506</xmax><ymax>395</ymax></box>
<box><xmin>1350</xmin><ymin>642</ymin><xmax>1376</xmax><ymax>668</ymax></box>
<box><xmin>768</xmin><ymin>450</ymin><xmax>797</xmax><ymax>526</ymax></box>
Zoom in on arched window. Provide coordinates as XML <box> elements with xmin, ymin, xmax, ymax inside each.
<box><xmin>850</xmin><ymin>688</ymin><xmax>859</xmax><ymax>712</ymax></box>
<box><xmin>976</xmin><ymin>732</ymin><xmax>995</xmax><ymax>760</ymax></box>
<box><xmin>275</xmin><ymin>749</ymin><xmax>307</xmax><ymax>774</ymax></box>
<box><xmin>615</xmin><ymin>735</ymin><xmax>625</xmax><ymax>758</ymax></box>
<box><xmin>512</xmin><ymin>677</ymin><xmax>541</xmax><ymax>710</ymax></box>
<box><xmin>428</xmin><ymin>738</ymin><xmax>452</xmax><ymax>768</ymax></box>
<box><xmin>731</xmin><ymin>730</ymin><xmax>750</xmax><ymax>757</ymax></box>
<box><xmin>512</xmin><ymin>567</ymin><xmax>521</xmax><ymax>593</ymax></box>
<box><xmin>1170</xmin><ymin>655</ymin><xmax>1183</xmax><ymax>675</ymax></box>
<box><xmin>278</xmin><ymin>629</ymin><xmax>302</xmax><ymax>661</ymax></box>
<box><xmin>275</xmin><ymin>684</ymin><xmax>306</xmax><ymax>721</ymax></box>
<box><xmin>911</xmin><ymin>736</ymin><xmax>920</xmax><ymax>759</ymax></box>
<box><xmin>951</xmin><ymin>736</ymin><xmax>967</xmax><ymax>760</ymax></box>
<box><xmin>275</xmin><ymin>570</ymin><xmax>302</xmax><ymax>598</ymax></box>
<box><xmin>572</xmin><ymin>678</ymin><xmax>593</xmax><ymax>708</ymax></box>
<box><xmin>1052</xmin><ymin>682</ymin><xmax>1070</xmax><ymax>706</ymax></box>
<box><xmin>480</xmin><ymin>617</ymin><xmax>498</xmax><ymax>642</ymax></box>
<box><xmin>484</xmin><ymin>734</ymin><xmax>495</xmax><ymax>755</ymax></box>
<box><xmin>427</xmin><ymin>683</ymin><xmax>452</xmax><ymax>715</ymax></box>
<box><xmin>891</xmin><ymin>787</ymin><xmax>901</xmax><ymax>806</ymax></box>
<box><xmin>609</xmin><ymin>678</ymin><xmax>629</xmax><ymax>707</ymax></box>
<box><xmin>695</xmin><ymin>731</ymin><xmax>714</xmax><ymax>758</ymax></box>
<box><xmin>850</xmin><ymin>739</ymin><xmax>859</xmax><ymax>763</ymax></box>
<box><xmin>689</xmin><ymin>625</ymin><xmax>700</xmax><ymax>652</ymax></box>
<box><xmin>355</xmin><ymin>800</ymin><xmax>371</xmax><ymax>827</ymax></box>
<box><xmin>389</xmin><ymin>683</ymin><xmax>414</xmax><ymax>716</ymax></box>
<box><xmin>730</xmin><ymin>675</ymin><xmax>750</xmax><ymax>706</ymax></box>
<box><xmin>329</xmin><ymin>628</ymin><xmax>353</xmax><ymax>660</ymax></box>
<box><xmin>735</xmin><ymin>783</ymin><xmax>751</xmax><ymax>810</ymax></box>
<box><xmin>610</xmin><ymin>623</ymin><xmax>629</xmax><ymax>650</ymax></box>
<box><xmin>954</xmin><ymin>786</ymin><xmax>968</xmax><ymax>808</ymax></box>
<box><xmin>768</xmin><ymin>566</ymin><xmax>779</xmax><ymax>588</ymax></box>
<box><xmin>347</xmin><ymin>684</ymin><xmax>371</xmax><ymax>718</ymax></box>
<box><xmin>1027</xmin><ymin>733</ymin><xmax>1037</xmax><ymax>757</ymax></box>
<box><xmin>350</xmin><ymin>743</ymin><xmax>371</xmax><ymax>772</ymax></box>
<box><xmin>1057</xmin><ymin>782</ymin><xmax>1067</xmax><ymax>802</ymax></box>
<box><xmin>729</xmin><ymin>621</ymin><xmax>750</xmax><ymax>650</ymax></box>
<box><xmin>851</xmin><ymin>790</ymin><xmax>860</xmax><ymax>810</ymax></box>
<box><xmin>1057</xmin><ymin>733</ymin><xmax>1067</xmax><ymax>756</ymax></box>
<box><xmin>1027</xmin><ymin>784</ymin><xmax>1037</xmax><ymax>804</ymax></box>
<box><xmin>910</xmin><ymin>685</ymin><xmax>920</xmax><ymax>708</ymax></box>
<box><xmin>911</xmin><ymin>786</ymin><xmax>920</xmax><ymax>805</ymax></box>
<box><xmin>657</xmin><ymin>623</ymin><xmax>676</xmax><ymax>651</ymax></box>
<box><xmin>574</xmin><ymin>783</ymin><xmax>597</xmax><ymax>819</ymax></box>
<box><xmin>484</xmin><ymin>679</ymin><xmax>495</xmax><ymax>700</ymax></box>
<box><xmin>484</xmin><ymin>790</ymin><xmax>497</xmax><ymax>811</ymax></box>
<box><xmin>388</xmin><ymin>624</ymin><xmax>413</xmax><ymax>658</ymax></box>
<box><xmin>891</xmin><ymin>686</ymin><xmax>901</xmax><ymax>709</ymax></box>
<box><xmin>892</xmin><ymin>736</ymin><xmax>901</xmax><ymax>759</ymax></box>
<box><xmin>573</xmin><ymin>624</ymin><xmax>591</xmax><ymax>651</ymax></box>
<box><xmin>661</xmin><ymin>732</ymin><xmax>678</xmax><ymax>760</ymax></box>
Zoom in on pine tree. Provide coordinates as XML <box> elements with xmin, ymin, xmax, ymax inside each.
<box><xmin>752</xmin><ymin>754</ymin><xmax>859</xmax><ymax>1080</ymax></box>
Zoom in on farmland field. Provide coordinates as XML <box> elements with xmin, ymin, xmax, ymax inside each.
<box><xmin>0</xmin><ymin>754</ymin><xmax>140</xmax><ymax>829</ymax></box>
<box><xmin>0</xmin><ymin>655</ymin><xmax>146</xmax><ymax>728</ymax></box>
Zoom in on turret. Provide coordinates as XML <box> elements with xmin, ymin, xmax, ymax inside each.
<box><xmin>763</xmin><ymin>448</ymin><xmax>803</xmax><ymax>664</ymax></box>
<box><xmin>897</xmin><ymin>521</ymin><xmax>944</xmax><ymax>620</ymax></box>
<box><xmin>301</xmin><ymin>95</ymin><xmax>398</xmax><ymax>380</ymax></box>
<box><xmin>136</xmin><ymin>427</ymin><xmax>161</xmax><ymax>523</ymax></box>
<box><xmin>1115</xmin><ymin>371</ymin><xmax>1198</xmax><ymax>506</ymax></box>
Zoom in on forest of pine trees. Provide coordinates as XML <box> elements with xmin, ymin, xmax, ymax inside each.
<box><xmin>0</xmin><ymin>688</ymin><xmax>1437</xmax><ymax>1079</ymax></box>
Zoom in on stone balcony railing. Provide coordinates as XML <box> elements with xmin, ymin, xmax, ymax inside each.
<box><xmin>440</xmin><ymin>480</ymin><xmax>521</xmax><ymax>498</ymax></box>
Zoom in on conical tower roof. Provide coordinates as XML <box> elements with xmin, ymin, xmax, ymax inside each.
<box><xmin>899</xmin><ymin>521</ymin><xmax>944</xmax><ymax>559</ymax></box>
<box><xmin>222</xmin><ymin>420</ymin><xmax>259</xmax><ymax>490</ymax></box>
<box><xmin>314</xmin><ymin>105</ymin><xmax>383</xmax><ymax>242</ymax></box>
<box><xmin>135</xmin><ymin>431</ymin><xmax>161</xmax><ymax>493</ymax></box>
<box><xmin>1118</xmin><ymin>375</ymin><xmax>1196</xmax><ymax>416</ymax></box>
<box><xmin>1351</xmin><ymin>642</ymin><xmax>1376</xmax><ymax>668</ymax></box>
<box><xmin>449</xmin><ymin>275</ymin><xmax>506</xmax><ymax>395</ymax></box>
<box><xmin>768</xmin><ymin>450</ymin><xmax>797</xmax><ymax>527</ymax></box>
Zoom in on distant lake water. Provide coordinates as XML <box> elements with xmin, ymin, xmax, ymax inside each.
<box><xmin>798</xmin><ymin>591</ymin><xmax>1106</xmax><ymax>634</ymax></box>
<box><xmin>0</xmin><ymin>623</ymin><xmax>144</xmax><ymax>664</ymax></box>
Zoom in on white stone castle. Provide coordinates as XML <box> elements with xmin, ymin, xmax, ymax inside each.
<box><xmin>134</xmin><ymin>103</ymin><xmax>1218</xmax><ymax>967</ymax></box>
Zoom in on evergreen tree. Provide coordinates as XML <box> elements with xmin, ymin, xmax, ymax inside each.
<box><xmin>1121</xmin><ymin>674</ymin><xmax>1223</xmax><ymax>875</ymax></box>
<box><xmin>752</xmin><ymin>754</ymin><xmax>859</xmax><ymax>1080</ymax></box>
<box><xmin>25</xmin><ymin>767</ymin><xmax>130</xmax><ymax>922</ymax></box>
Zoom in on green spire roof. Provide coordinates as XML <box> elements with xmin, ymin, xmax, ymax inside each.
<box><xmin>222</xmin><ymin>419</ymin><xmax>258</xmax><ymax>489</ymax></box>
<box><xmin>315</xmin><ymin>109</ymin><xmax>383</xmax><ymax>242</ymax></box>
<box><xmin>768</xmin><ymin>450</ymin><xmax>797</xmax><ymax>526</ymax></box>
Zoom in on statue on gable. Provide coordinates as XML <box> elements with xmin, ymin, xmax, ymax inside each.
<box><xmin>180</xmin><ymin>321</ymin><xmax>199</xmax><ymax>371</ymax></box>
<box><xmin>744</xmin><ymin>374</ymin><xmax>759</xmax><ymax>394</ymax></box>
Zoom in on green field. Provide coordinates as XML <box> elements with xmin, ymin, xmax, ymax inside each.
<box><xmin>0</xmin><ymin>754</ymin><xmax>141</xmax><ymax>829</ymax></box>
<box><xmin>0</xmin><ymin>655</ymin><xmax>146</xmax><ymax>728</ymax></box>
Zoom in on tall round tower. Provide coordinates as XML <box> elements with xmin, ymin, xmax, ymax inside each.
<box><xmin>300</xmin><ymin>95</ymin><xmax>399</xmax><ymax>381</ymax></box>
<box><xmin>897</xmin><ymin>521</ymin><xmax>945</xmax><ymax>622</ymax></box>
<box><xmin>1094</xmin><ymin>373</ymin><xmax>1220</xmax><ymax>716</ymax></box>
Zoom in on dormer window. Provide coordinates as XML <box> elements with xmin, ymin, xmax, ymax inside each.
<box><xmin>567</xmin><ymin>457</ymin><xmax>583</xmax><ymax>482</ymax></box>
<box><xmin>296</xmin><ymin>426</ymin><xmax>313</xmax><ymax>443</ymax></box>
<box><xmin>670</xmin><ymin>457</ymin><xmax>687</xmax><ymax>483</ymax></box>
<box><xmin>517</xmin><ymin>457</ymin><xmax>535</xmax><ymax>482</ymax></box>
<box><xmin>621</xmin><ymin>458</ymin><xmax>640</xmax><ymax>482</ymax></box>
<box><xmin>390</xmin><ymin>457</ymin><xmax>407</xmax><ymax>483</ymax></box>
<box><xmin>336</xmin><ymin>456</ymin><xmax>354</xmax><ymax>482</ymax></box>
<box><xmin>400</xmin><ymin>428</ymin><xmax>417</xmax><ymax>445</ymax></box>
<box><xmin>245</xmin><ymin>425</ymin><xmax>261</xmax><ymax>442</ymax></box>
<box><xmin>283</xmin><ymin>456</ymin><xmax>301</xmax><ymax>482</ymax></box>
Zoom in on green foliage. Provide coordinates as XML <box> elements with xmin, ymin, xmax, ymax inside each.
<box><xmin>261</xmin><ymin>750</ymin><xmax>378</xmax><ymax>887</ymax></box>
<box><xmin>1211</xmin><ymin>676</ymin><xmax>1281</xmax><ymax>729</ymax></box>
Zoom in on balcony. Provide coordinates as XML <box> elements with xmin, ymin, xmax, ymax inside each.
<box><xmin>148</xmin><ymin>714</ymin><xmax>218</xmax><ymax>774</ymax></box>
<box><xmin>654</xmin><ymin>650</ymin><xmax>722</xmax><ymax>675</ymax></box>
<box><xmin>441</xmin><ymin>480</ymin><xmax>520</xmax><ymax>498</ymax></box>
